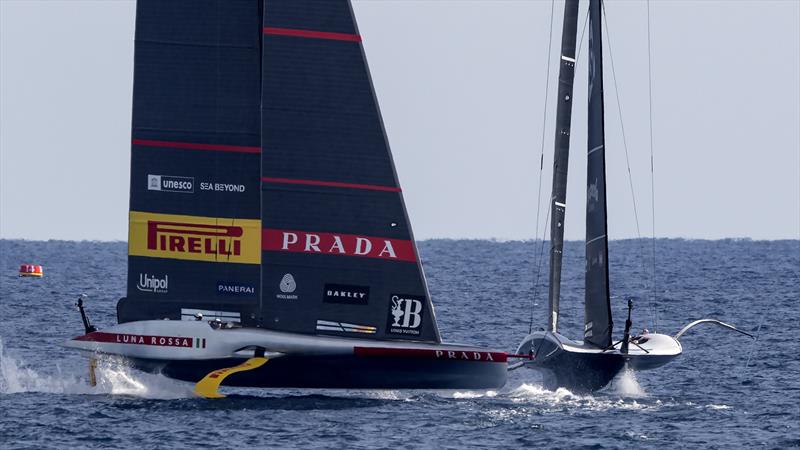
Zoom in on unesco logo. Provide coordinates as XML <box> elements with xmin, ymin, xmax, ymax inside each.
<box><xmin>148</xmin><ymin>174</ymin><xmax>194</xmax><ymax>193</ymax></box>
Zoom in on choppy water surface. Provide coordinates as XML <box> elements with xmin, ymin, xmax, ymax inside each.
<box><xmin>1</xmin><ymin>239</ymin><xmax>798</xmax><ymax>449</ymax></box>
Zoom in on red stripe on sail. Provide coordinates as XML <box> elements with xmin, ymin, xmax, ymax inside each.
<box><xmin>354</xmin><ymin>347</ymin><xmax>508</xmax><ymax>363</ymax></box>
<box><xmin>262</xmin><ymin>229</ymin><xmax>416</xmax><ymax>262</ymax></box>
<box><xmin>263</xmin><ymin>27</ymin><xmax>361</xmax><ymax>42</ymax></box>
<box><xmin>133</xmin><ymin>139</ymin><xmax>261</xmax><ymax>154</ymax></box>
<box><xmin>261</xmin><ymin>177</ymin><xmax>401</xmax><ymax>193</ymax></box>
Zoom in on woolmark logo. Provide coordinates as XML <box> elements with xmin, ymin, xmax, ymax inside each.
<box><xmin>386</xmin><ymin>294</ymin><xmax>424</xmax><ymax>336</ymax></box>
<box><xmin>276</xmin><ymin>273</ymin><xmax>298</xmax><ymax>300</ymax></box>
<box><xmin>148</xmin><ymin>174</ymin><xmax>194</xmax><ymax>193</ymax></box>
<box><xmin>137</xmin><ymin>273</ymin><xmax>168</xmax><ymax>293</ymax></box>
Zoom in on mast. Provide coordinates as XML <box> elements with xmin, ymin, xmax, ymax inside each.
<box><xmin>584</xmin><ymin>0</ymin><xmax>613</xmax><ymax>348</ymax></box>
<box><xmin>547</xmin><ymin>0</ymin><xmax>580</xmax><ymax>333</ymax></box>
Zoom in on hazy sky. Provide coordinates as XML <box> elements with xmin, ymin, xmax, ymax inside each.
<box><xmin>1</xmin><ymin>0</ymin><xmax>798</xmax><ymax>241</ymax></box>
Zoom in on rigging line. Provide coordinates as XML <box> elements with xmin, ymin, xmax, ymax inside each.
<box><xmin>646</xmin><ymin>0</ymin><xmax>659</xmax><ymax>333</ymax></box>
<box><xmin>529</xmin><ymin>0</ymin><xmax>556</xmax><ymax>335</ymax></box>
<box><xmin>529</xmin><ymin>202</ymin><xmax>552</xmax><ymax>334</ymax></box>
<box><xmin>576</xmin><ymin>3</ymin><xmax>590</xmax><ymax>61</ymax></box>
<box><xmin>601</xmin><ymin>1</ymin><xmax>654</xmax><ymax>330</ymax></box>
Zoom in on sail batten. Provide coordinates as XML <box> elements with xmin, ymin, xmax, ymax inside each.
<box><xmin>584</xmin><ymin>0</ymin><xmax>613</xmax><ymax>348</ymax></box>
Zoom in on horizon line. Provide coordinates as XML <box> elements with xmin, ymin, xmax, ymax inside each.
<box><xmin>1</xmin><ymin>236</ymin><xmax>797</xmax><ymax>244</ymax></box>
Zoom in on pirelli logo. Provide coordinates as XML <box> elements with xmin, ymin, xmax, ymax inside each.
<box><xmin>129</xmin><ymin>211</ymin><xmax>260</xmax><ymax>264</ymax></box>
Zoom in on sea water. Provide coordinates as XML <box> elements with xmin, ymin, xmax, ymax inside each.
<box><xmin>1</xmin><ymin>239</ymin><xmax>797</xmax><ymax>448</ymax></box>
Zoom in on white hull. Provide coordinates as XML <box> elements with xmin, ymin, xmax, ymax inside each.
<box><xmin>64</xmin><ymin>320</ymin><xmax>509</xmax><ymax>389</ymax></box>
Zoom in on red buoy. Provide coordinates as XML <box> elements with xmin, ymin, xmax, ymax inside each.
<box><xmin>19</xmin><ymin>264</ymin><xmax>43</xmax><ymax>277</ymax></box>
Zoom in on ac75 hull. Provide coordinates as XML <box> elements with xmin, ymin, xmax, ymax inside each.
<box><xmin>65</xmin><ymin>320</ymin><xmax>508</xmax><ymax>390</ymax></box>
<box><xmin>516</xmin><ymin>331</ymin><xmax>682</xmax><ymax>393</ymax></box>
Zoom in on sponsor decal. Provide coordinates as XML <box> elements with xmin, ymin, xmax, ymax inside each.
<box><xmin>316</xmin><ymin>320</ymin><xmax>376</xmax><ymax>334</ymax></box>
<box><xmin>75</xmin><ymin>332</ymin><xmax>205</xmax><ymax>348</ymax></box>
<box><xmin>216</xmin><ymin>281</ymin><xmax>256</xmax><ymax>297</ymax></box>
<box><xmin>129</xmin><ymin>211</ymin><xmax>261</xmax><ymax>264</ymax></box>
<box><xmin>433</xmin><ymin>349</ymin><xmax>496</xmax><ymax>361</ymax></box>
<box><xmin>181</xmin><ymin>308</ymin><xmax>241</xmax><ymax>323</ymax></box>
<box><xmin>353</xmin><ymin>347</ymin><xmax>507</xmax><ymax>363</ymax></box>
<box><xmin>199</xmin><ymin>182</ymin><xmax>246</xmax><ymax>193</ymax></box>
<box><xmin>323</xmin><ymin>283</ymin><xmax>369</xmax><ymax>305</ymax></box>
<box><xmin>276</xmin><ymin>273</ymin><xmax>298</xmax><ymax>300</ymax></box>
<box><xmin>262</xmin><ymin>229</ymin><xmax>416</xmax><ymax>262</ymax></box>
<box><xmin>386</xmin><ymin>294</ymin><xmax>425</xmax><ymax>336</ymax></box>
<box><xmin>148</xmin><ymin>174</ymin><xmax>194</xmax><ymax>193</ymax></box>
<box><xmin>584</xmin><ymin>321</ymin><xmax>594</xmax><ymax>338</ymax></box>
<box><xmin>137</xmin><ymin>273</ymin><xmax>168</xmax><ymax>293</ymax></box>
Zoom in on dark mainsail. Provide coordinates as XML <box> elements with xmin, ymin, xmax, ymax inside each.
<box><xmin>119</xmin><ymin>0</ymin><xmax>263</xmax><ymax>324</ymax></box>
<box><xmin>258</xmin><ymin>1</ymin><xmax>440</xmax><ymax>342</ymax></box>
<box><xmin>584</xmin><ymin>0</ymin><xmax>613</xmax><ymax>348</ymax></box>
<box><xmin>547</xmin><ymin>0</ymin><xmax>580</xmax><ymax>333</ymax></box>
<box><xmin>118</xmin><ymin>0</ymin><xmax>440</xmax><ymax>342</ymax></box>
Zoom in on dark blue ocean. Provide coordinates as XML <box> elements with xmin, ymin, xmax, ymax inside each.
<box><xmin>1</xmin><ymin>239</ymin><xmax>797</xmax><ymax>449</ymax></box>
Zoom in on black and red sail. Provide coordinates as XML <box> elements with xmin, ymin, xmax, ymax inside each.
<box><xmin>120</xmin><ymin>0</ymin><xmax>263</xmax><ymax>324</ymax></box>
<box><xmin>119</xmin><ymin>0</ymin><xmax>440</xmax><ymax>344</ymax></box>
<box><xmin>259</xmin><ymin>0</ymin><xmax>439</xmax><ymax>343</ymax></box>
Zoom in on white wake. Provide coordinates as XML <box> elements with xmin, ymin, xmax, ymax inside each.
<box><xmin>0</xmin><ymin>337</ymin><xmax>192</xmax><ymax>399</ymax></box>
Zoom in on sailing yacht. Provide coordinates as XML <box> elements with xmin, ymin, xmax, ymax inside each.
<box><xmin>515</xmin><ymin>0</ymin><xmax>752</xmax><ymax>393</ymax></box>
<box><xmin>65</xmin><ymin>0</ymin><xmax>508</xmax><ymax>396</ymax></box>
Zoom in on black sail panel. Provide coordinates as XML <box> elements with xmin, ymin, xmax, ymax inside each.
<box><xmin>259</xmin><ymin>0</ymin><xmax>440</xmax><ymax>342</ymax></box>
<box><xmin>547</xmin><ymin>0</ymin><xmax>580</xmax><ymax>333</ymax></box>
<box><xmin>584</xmin><ymin>0</ymin><xmax>613</xmax><ymax>348</ymax></box>
<box><xmin>120</xmin><ymin>0</ymin><xmax>263</xmax><ymax>325</ymax></box>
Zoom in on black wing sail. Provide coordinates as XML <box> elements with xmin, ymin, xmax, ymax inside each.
<box><xmin>259</xmin><ymin>0</ymin><xmax>440</xmax><ymax>342</ymax></box>
<box><xmin>584</xmin><ymin>0</ymin><xmax>613</xmax><ymax>348</ymax></box>
<box><xmin>547</xmin><ymin>0</ymin><xmax>580</xmax><ymax>333</ymax></box>
<box><xmin>119</xmin><ymin>0</ymin><xmax>263</xmax><ymax>325</ymax></box>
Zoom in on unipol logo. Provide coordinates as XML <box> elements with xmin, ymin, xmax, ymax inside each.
<box><xmin>386</xmin><ymin>294</ymin><xmax>424</xmax><ymax>336</ymax></box>
<box><xmin>137</xmin><ymin>273</ymin><xmax>168</xmax><ymax>293</ymax></box>
<box><xmin>147</xmin><ymin>221</ymin><xmax>242</xmax><ymax>257</ymax></box>
<box><xmin>262</xmin><ymin>229</ymin><xmax>417</xmax><ymax>262</ymax></box>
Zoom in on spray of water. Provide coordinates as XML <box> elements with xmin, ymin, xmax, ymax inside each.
<box><xmin>450</xmin><ymin>390</ymin><xmax>498</xmax><ymax>399</ymax></box>
<box><xmin>0</xmin><ymin>337</ymin><xmax>193</xmax><ymax>399</ymax></box>
<box><xmin>609</xmin><ymin>365</ymin><xmax>647</xmax><ymax>398</ymax></box>
<box><xmin>505</xmin><ymin>378</ymin><xmax>653</xmax><ymax>412</ymax></box>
